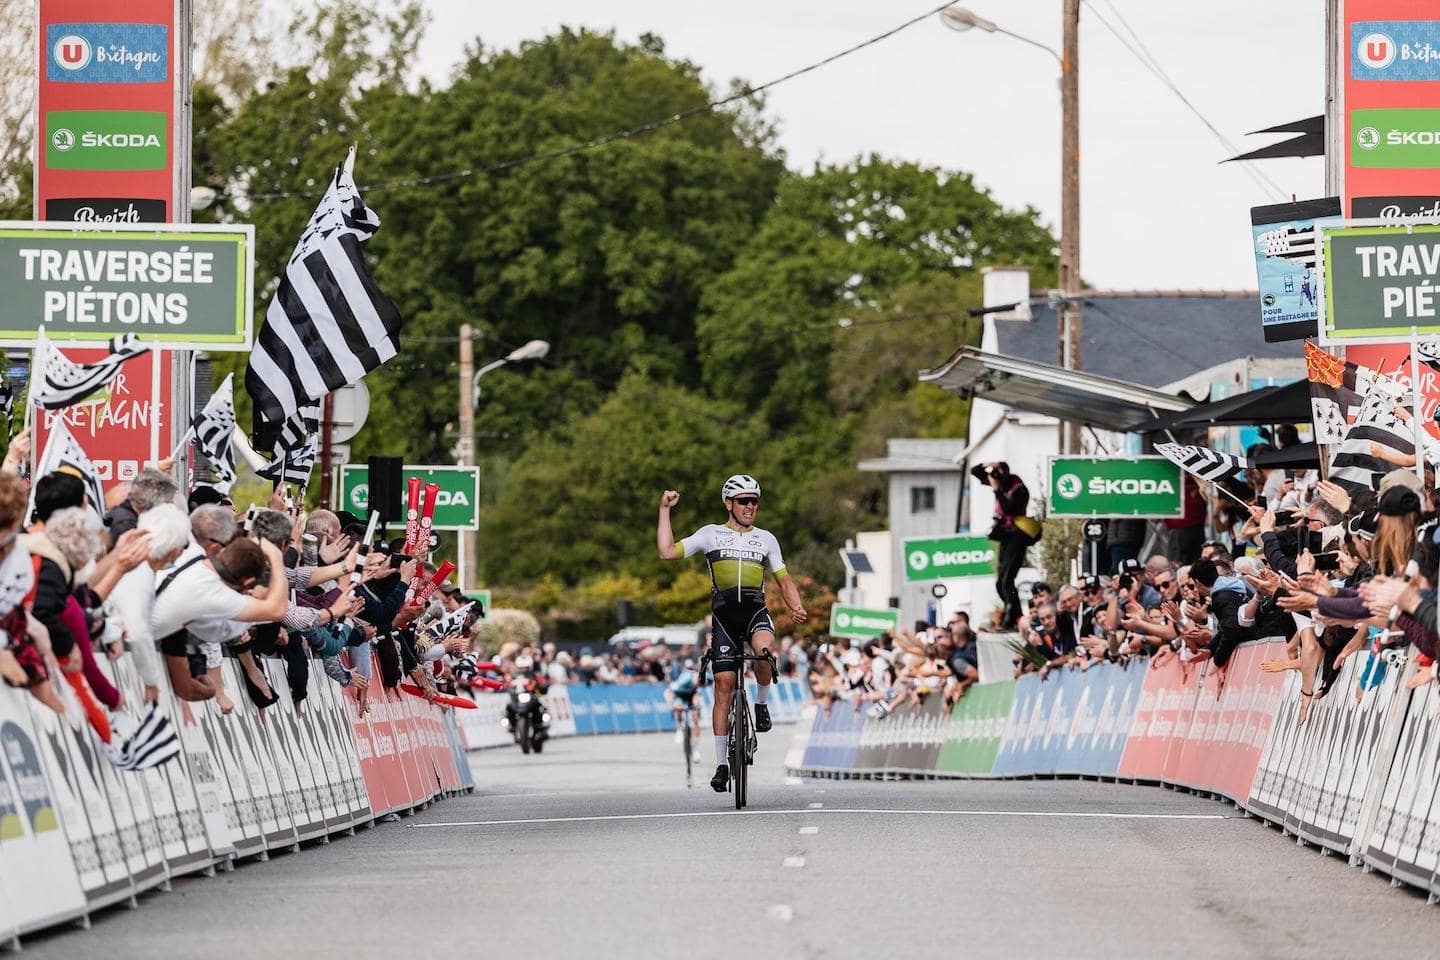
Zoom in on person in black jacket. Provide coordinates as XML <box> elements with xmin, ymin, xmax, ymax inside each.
<box><xmin>1187</xmin><ymin>557</ymin><xmax>1293</xmax><ymax>667</ymax></box>
<box><xmin>973</xmin><ymin>461</ymin><xmax>1034</xmax><ymax>630</ymax></box>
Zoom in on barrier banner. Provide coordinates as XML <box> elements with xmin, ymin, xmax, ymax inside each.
<box><xmin>1289</xmin><ymin>653</ymin><xmax>1397</xmax><ymax>850</ymax></box>
<box><xmin>853</xmin><ymin>702</ymin><xmax>890</xmax><ymax>772</ymax></box>
<box><xmin>95</xmin><ymin>659</ymin><xmax>167</xmax><ymax>887</ymax></box>
<box><xmin>1116</xmin><ymin>656</ymin><xmax>1203</xmax><ymax>782</ymax></box>
<box><xmin>1363</xmin><ymin>678</ymin><xmax>1440</xmax><ymax>888</ymax></box>
<box><xmin>880</xmin><ymin>695</ymin><xmax>947</xmax><ymax>773</ymax></box>
<box><xmin>784</xmin><ymin>704</ymin><xmax>816</xmax><ymax>771</ymax></box>
<box><xmin>0</xmin><ymin>684</ymin><xmax>86</xmax><ymax>933</ymax></box>
<box><xmin>936</xmin><ymin>679</ymin><xmax>1014</xmax><ymax>776</ymax></box>
<box><xmin>257</xmin><ymin>660</ymin><xmax>322</xmax><ymax>843</ymax></box>
<box><xmin>1167</xmin><ymin>641</ymin><xmax>1287</xmax><ymax>802</ymax></box>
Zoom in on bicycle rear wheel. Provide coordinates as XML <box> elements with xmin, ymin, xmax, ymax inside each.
<box><xmin>731</xmin><ymin>689</ymin><xmax>748</xmax><ymax>810</ymax></box>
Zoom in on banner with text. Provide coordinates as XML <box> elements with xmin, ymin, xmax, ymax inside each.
<box><xmin>0</xmin><ymin>222</ymin><xmax>253</xmax><ymax>349</ymax></box>
<box><xmin>1047</xmin><ymin>456</ymin><xmax>1184</xmax><ymax>518</ymax></box>
<box><xmin>901</xmin><ymin>534</ymin><xmax>996</xmax><ymax>583</ymax></box>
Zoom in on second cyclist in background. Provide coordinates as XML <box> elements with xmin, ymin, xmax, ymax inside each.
<box><xmin>668</xmin><ymin>658</ymin><xmax>702</xmax><ymax>755</ymax></box>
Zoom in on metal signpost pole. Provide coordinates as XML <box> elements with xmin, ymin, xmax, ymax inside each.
<box><xmin>171</xmin><ymin>0</ymin><xmax>193</xmax><ymax>485</ymax></box>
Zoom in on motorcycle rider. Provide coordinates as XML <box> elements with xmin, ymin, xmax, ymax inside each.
<box><xmin>504</xmin><ymin>654</ymin><xmax>550</xmax><ymax>746</ymax></box>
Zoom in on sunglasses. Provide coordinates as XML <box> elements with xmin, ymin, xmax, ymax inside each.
<box><xmin>1154</xmin><ymin>579</ymin><xmax>1176</xmax><ymax>588</ymax></box>
<box><xmin>732</xmin><ymin>497</ymin><xmax>759</xmax><ymax>507</ymax></box>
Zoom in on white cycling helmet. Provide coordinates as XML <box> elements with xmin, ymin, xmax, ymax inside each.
<box><xmin>721</xmin><ymin>474</ymin><xmax>761</xmax><ymax>504</ymax></box>
<box><xmin>514</xmin><ymin>655</ymin><xmax>534</xmax><ymax>670</ymax></box>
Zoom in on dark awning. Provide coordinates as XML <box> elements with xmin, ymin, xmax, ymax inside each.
<box><xmin>1252</xmin><ymin>441</ymin><xmax>1321</xmax><ymax>470</ymax></box>
<box><xmin>1127</xmin><ymin>380</ymin><xmax>1310</xmax><ymax>433</ymax></box>
<box><xmin>1193</xmin><ymin>379</ymin><xmax>1311</xmax><ymax>426</ymax></box>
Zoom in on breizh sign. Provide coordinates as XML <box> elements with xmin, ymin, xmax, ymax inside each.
<box><xmin>0</xmin><ymin>221</ymin><xmax>253</xmax><ymax>349</ymax></box>
<box><xmin>829</xmin><ymin>604</ymin><xmax>899</xmax><ymax>640</ymax></box>
<box><xmin>1319</xmin><ymin>221</ymin><xmax>1440</xmax><ymax>341</ymax></box>
<box><xmin>902</xmin><ymin>534</ymin><xmax>996</xmax><ymax>583</ymax></box>
<box><xmin>1047</xmin><ymin>456</ymin><xmax>1184</xmax><ymax>519</ymax></box>
<box><xmin>338</xmin><ymin>464</ymin><xmax>480</xmax><ymax>531</ymax></box>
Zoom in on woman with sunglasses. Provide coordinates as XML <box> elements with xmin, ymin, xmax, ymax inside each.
<box><xmin>656</xmin><ymin>474</ymin><xmax>807</xmax><ymax>794</ymax></box>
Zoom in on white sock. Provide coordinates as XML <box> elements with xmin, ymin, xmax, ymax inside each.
<box><xmin>714</xmin><ymin>735</ymin><xmax>729</xmax><ymax>766</ymax></box>
<box><xmin>754</xmin><ymin>683</ymin><xmax>769</xmax><ymax>704</ymax></box>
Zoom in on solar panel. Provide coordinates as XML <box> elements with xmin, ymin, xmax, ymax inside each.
<box><xmin>841</xmin><ymin>549</ymin><xmax>874</xmax><ymax>574</ymax></box>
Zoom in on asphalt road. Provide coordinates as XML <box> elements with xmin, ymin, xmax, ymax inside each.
<box><xmin>20</xmin><ymin>728</ymin><xmax>1440</xmax><ymax>959</ymax></box>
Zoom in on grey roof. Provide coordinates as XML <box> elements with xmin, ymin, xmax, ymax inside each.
<box><xmin>858</xmin><ymin>438</ymin><xmax>966</xmax><ymax>473</ymax></box>
<box><xmin>995</xmin><ymin>293</ymin><xmax>1296</xmax><ymax>389</ymax></box>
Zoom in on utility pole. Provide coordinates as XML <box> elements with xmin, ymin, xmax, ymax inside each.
<box><xmin>457</xmin><ymin>324</ymin><xmax>475</xmax><ymax>590</ymax></box>
<box><xmin>1059</xmin><ymin>0</ymin><xmax>1082</xmax><ymax>455</ymax></box>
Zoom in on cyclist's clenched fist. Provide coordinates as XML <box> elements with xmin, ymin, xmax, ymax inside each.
<box><xmin>659</xmin><ymin>490</ymin><xmax>680</xmax><ymax>509</ymax></box>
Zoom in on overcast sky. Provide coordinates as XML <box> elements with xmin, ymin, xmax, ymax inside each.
<box><xmin>414</xmin><ymin>1</ymin><xmax>1325</xmax><ymax>291</ymax></box>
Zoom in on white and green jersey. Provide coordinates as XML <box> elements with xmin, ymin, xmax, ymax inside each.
<box><xmin>679</xmin><ymin>523</ymin><xmax>787</xmax><ymax>606</ymax></box>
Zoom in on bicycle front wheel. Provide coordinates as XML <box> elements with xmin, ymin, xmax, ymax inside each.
<box><xmin>683</xmin><ymin>724</ymin><xmax>693</xmax><ymax>786</ymax></box>
<box><xmin>731</xmin><ymin>692</ymin><xmax>748</xmax><ymax>810</ymax></box>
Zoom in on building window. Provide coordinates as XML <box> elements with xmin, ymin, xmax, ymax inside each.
<box><xmin>910</xmin><ymin>486</ymin><xmax>936</xmax><ymax>514</ymax></box>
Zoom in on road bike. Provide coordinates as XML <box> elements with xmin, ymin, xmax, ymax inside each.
<box><xmin>673</xmin><ymin>699</ymin><xmax>702</xmax><ymax>787</ymax></box>
<box><xmin>697</xmin><ymin>649</ymin><xmax>778</xmax><ymax>811</ymax></box>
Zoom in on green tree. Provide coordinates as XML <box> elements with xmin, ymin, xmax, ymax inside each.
<box><xmin>478</xmin><ymin>371</ymin><xmax>754</xmax><ymax>586</ymax></box>
<box><xmin>696</xmin><ymin>156</ymin><xmax>1056</xmax><ymax>427</ymax></box>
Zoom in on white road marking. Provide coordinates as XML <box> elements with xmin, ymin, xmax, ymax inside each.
<box><xmin>767</xmin><ymin>904</ymin><xmax>794</xmax><ymax>922</ymax></box>
<box><xmin>815</xmin><ymin>789</ymin><xmax>825</xmax><ymax>794</ymax></box>
<box><xmin>783</xmin><ymin>856</ymin><xmax>806</xmax><ymax>868</ymax></box>
<box><xmin>808</xmin><ymin>802</ymin><xmax>824</xmax><ymax>809</ymax></box>
<box><xmin>785</xmin><ymin>777</ymin><xmax>803</xmax><ymax>786</ymax></box>
<box><xmin>799</xmin><ymin>826</ymin><xmax>819</xmax><ymax>835</ymax></box>
<box><xmin>414</xmin><ymin>808</ymin><xmax>1233</xmax><ymax>827</ymax></box>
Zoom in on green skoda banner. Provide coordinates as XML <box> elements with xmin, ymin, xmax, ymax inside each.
<box><xmin>45</xmin><ymin>110</ymin><xmax>167</xmax><ymax>171</ymax></box>
<box><xmin>1320</xmin><ymin>222</ymin><xmax>1440</xmax><ymax>342</ymax></box>
<box><xmin>1350</xmin><ymin>108</ymin><xmax>1440</xmax><ymax>169</ymax></box>
<box><xmin>902</xmin><ymin>534</ymin><xmax>995</xmax><ymax>583</ymax></box>
<box><xmin>0</xmin><ymin>222</ymin><xmax>253</xmax><ymax>349</ymax></box>
<box><xmin>828</xmin><ymin>604</ymin><xmax>899</xmax><ymax>640</ymax></box>
<box><xmin>337</xmin><ymin>464</ymin><xmax>480</xmax><ymax>531</ymax></box>
<box><xmin>1047</xmin><ymin>456</ymin><xmax>1184</xmax><ymax>519</ymax></box>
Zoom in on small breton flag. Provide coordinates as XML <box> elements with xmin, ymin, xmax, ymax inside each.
<box><xmin>1154</xmin><ymin>442</ymin><xmax>1248</xmax><ymax>484</ymax></box>
<box><xmin>98</xmin><ymin>701</ymin><xmax>180</xmax><ymax>772</ymax></box>
<box><xmin>188</xmin><ymin>373</ymin><xmax>238</xmax><ymax>487</ymax></box>
<box><xmin>28</xmin><ymin>328</ymin><xmax>147</xmax><ymax>410</ymax></box>
<box><xmin>28</xmin><ymin>419</ymin><xmax>105</xmax><ymax>522</ymax></box>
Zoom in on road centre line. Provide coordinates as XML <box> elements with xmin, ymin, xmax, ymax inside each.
<box><xmin>413</xmin><ymin>808</ymin><xmax>1236</xmax><ymax>828</ymax></box>
<box><xmin>799</xmin><ymin>826</ymin><xmax>819</xmax><ymax>835</ymax></box>
<box><xmin>783</xmin><ymin>856</ymin><xmax>806</xmax><ymax>868</ymax></box>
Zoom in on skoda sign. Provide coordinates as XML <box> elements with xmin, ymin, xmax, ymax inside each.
<box><xmin>829</xmin><ymin>604</ymin><xmax>899</xmax><ymax>640</ymax></box>
<box><xmin>1047</xmin><ymin>457</ymin><xmax>1184</xmax><ymax>519</ymax></box>
<box><xmin>338</xmin><ymin>464</ymin><xmax>480</xmax><ymax>531</ymax></box>
<box><xmin>902</xmin><ymin>534</ymin><xmax>996</xmax><ymax>583</ymax></box>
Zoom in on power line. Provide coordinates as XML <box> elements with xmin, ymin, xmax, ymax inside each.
<box><xmin>1081</xmin><ymin>0</ymin><xmax>1288</xmax><ymax>202</ymax></box>
<box><xmin>248</xmin><ymin>2</ymin><xmax>959</xmax><ymax>202</ymax></box>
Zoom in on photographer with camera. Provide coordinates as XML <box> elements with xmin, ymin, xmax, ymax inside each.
<box><xmin>972</xmin><ymin>461</ymin><xmax>1039</xmax><ymax>631</ymax></box>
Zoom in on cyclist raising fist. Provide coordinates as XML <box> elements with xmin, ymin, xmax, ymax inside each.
<box><xmin>656</xmin><ymin>475</ymin><xmax>807</xmax><ymax>793</ymax></box>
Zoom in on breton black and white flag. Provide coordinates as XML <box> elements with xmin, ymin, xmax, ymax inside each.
<box><xmin>189</xmin><ymin>373</ymin><xmax>237</xmax><ymax>487</ymax></box>
<box><xmin>28</xmin><ymin>328</ymin><xmax>147</xmax><ymax>410</ymax></box>
<box><xmin>1154</xmin><ymin>442</ymin><xmax>1248</xmax><ymax>483</ymax></box>
<box><xmin>28</xmin><ymin>419</ymin><xmax>105</xmax><ymax>522</ymax></box>
<box><xmin>255</xmin><ymin>402</ymin><xmax>320</xmax><ymax>487</ymax></box>
<box><xmin>1329</xmin><ymin>377</ymin><xmax>1413</xmax><ymax>495</ymax></box>
<box><xmin>98</xmin><ymin>701</ymin><xmax>180</xmax><ymax>772</ymax></box>
<box><xmin>245</xmin><ymin>146</ymin><xmax>402</xmax><ymax>452</ymax></box>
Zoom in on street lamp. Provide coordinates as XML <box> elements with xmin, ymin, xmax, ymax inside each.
<box><xmin>471</xmin><ymin>339</ymin><xmax>550</xmax><ymax>407</ymax></box>
<box><xmin>939</xmin><ymin>3</ymin><xmax>1081</xmax><ymax>454</ymax></box>
<box><xmin>939</xmin><ymin>6</ymin><xmax>1062</xmax><ymax>65</ymax></box>
<box><xmin>457</xmin><ymin>333</ymin><xmax>551</xmax><ymax>589</ymax></box>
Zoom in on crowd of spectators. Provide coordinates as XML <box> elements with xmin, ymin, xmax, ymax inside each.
<box><xmin>0</xmin><ymin>428</ymin><xmax>485</xmax><ymax>729</ymax></box>
<box><xmin>1012</xmin><ymin>465</ymin><xmax>1438</xmax><ymax>724</ymax></box>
